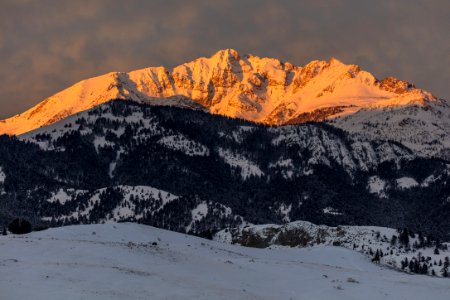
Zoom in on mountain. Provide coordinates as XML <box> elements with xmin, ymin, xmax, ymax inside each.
<box><xmin>1</xmin><ymin>100</ymin><xmax>450</xmax><ymax>239</ymax></box>
<box><xmin>3</xmin><ymin>223</ymin><xmax>450</xmax><ymax>299</ymax></box>
<box><xmin>1</xmin><ymin>49</ymin><xmax>449</xmax><ymax>157</ymax></box>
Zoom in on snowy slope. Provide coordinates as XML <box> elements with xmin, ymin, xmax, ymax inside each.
<box><xmin>269</xmin><ymin>125</ymin><xmax>414</xmax><ymax>174</ymax></box>
<box><xmin>1</xmin><ymin>49</ymin><xmax>448</xmax><ymax>157</ymax></box>
<box><xmin>1</xmin><ymin>223</ymin><xmax>449</xmax><ymax>300</ymax></box>
<box><xmin>16</xmin><ymin>100</ymin><xmax>422</xmax><ymax>181</ymax></box>
<box><xmin>3</xmin><ymin>101</ymin><xmax>448</xmax><ymax>239</ymax></box>
<box><xmin>216</xmin><ymin>221</ymin><xmax>450</xmax><ymax>278</ymax></box>
<box><xmin>332</xmin><ymin>100</ymin><xmax>450</xmax><ymax>157</ymax></box>
<box><xmin>40</xmin><ymin>185</ymin><xmax>179</xmax><ymax>223</ymax></box>
<box><xmin>217</xmin><ymin>147</ymin><xmax>264</xmax><ymax>179</ymax></box>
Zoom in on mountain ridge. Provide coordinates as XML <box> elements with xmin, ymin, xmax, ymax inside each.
<box><xmin>1</xmin><ymin>49</ymin><xmax>449</xmax><ymax>157</ymax></box>
<box><xmin>2</xmin><ymin>100</ymin><xmax>450</xmax><ymax>240</ymax></box>
<box><xmin>0</xmin><ymin>49</ymin><xmax>438</xmax><ymax>128</ymax></box>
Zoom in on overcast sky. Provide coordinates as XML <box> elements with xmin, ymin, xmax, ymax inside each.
<box><xmin>0</xmin><ymin>0</ymin><xmax>449</xmax><ymax>119</ymax></box>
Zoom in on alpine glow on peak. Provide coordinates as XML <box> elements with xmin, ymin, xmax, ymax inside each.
<box><xmin>1</xmin><ymin>49</ymin><xmax>449</xmax><ymax>157</ymax></box>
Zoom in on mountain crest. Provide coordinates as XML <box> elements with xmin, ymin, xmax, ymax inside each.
<box><xmin>212</xmin><ymin>48</ymin><xmax>241</xmax><ymax>61</ymax></box>
<box><xmin>0</xmin><ymin>49</ymin><xmax>442</xmax><ymax>138</ymax></box>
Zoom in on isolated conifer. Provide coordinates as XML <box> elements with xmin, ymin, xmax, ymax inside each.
<box><xmin>372</xmin><ymin>249</ymin><xmax>380</xmax><ymax>264</ymax></box>
<box><xmin>421</xmin><ymin>263</ymin><xmax>428</xmax><ymax>275</ymax></box>
<box><xmin>442</xmin><ymin>266</ymin><xmax>449</xmax><ymax>277</ymax></box>
<box><xmin>401</xmin><ymin>258</ymin><xmax>408</xmax><ymax>270</ymax></box>
<box><xmin>8</xmin><ymin>218</ymin><xmax>32</xmax><ymax>235</ymax></box>
<box><xmin>399</xmin><ymin>228</ymin><xmax>410</xmax><ymax>247</ymax></box>
<box><xmin>414</xmin><ymin>260</ymin><xmax>420</xmax><ymax>273</ymax></box>
<box><xmin>390</xmin><ymin>235</ymin><xmax>397</xmax><ymax>246</ymax></box>
<box><xmin>441</xmin><ymin>257</ymin><xmax>449</xmax><ymax>277</ymax></box>
<box><xmin>409</xmin><ymin>260</ymin><xmax>414</xmax><ymax>272</ymax></box>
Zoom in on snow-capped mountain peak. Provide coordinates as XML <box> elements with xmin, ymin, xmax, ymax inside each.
<box><xmin>0</xmin><ymin>49</ymin><xmax>448</xmax><ymax>157</ymax></box>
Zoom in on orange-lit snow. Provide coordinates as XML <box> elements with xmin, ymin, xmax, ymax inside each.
<box><xmin>0</xmin><ymin>49</ymin><xmax>439</xmax><ymax>136</ymax></box>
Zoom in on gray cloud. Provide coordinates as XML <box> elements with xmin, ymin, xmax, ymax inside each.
<box><xmin>0</xmin><ymin>0</ymin><xmax>449</xmax><ymax>118</ymax></box>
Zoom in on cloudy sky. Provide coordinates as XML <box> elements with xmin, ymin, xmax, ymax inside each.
<box><xmin>0</xmin><ymin>0</ymin><xmax>449</xmax><ymax>119</ymax></box>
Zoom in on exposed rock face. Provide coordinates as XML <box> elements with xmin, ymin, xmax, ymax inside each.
<box><xmin>378</xmin><ymin>77</ymin><xmax>416</xmax><ymax>94</ymax></box>
<box><xmin>285</xmin><ymin>106</ymin><xmax>349</xmax><ymax>124</ymax></box>
<box><xmin>0</xmin><ymin>49</ymin><xmax>448</xmax><ymax>157</ymax></box>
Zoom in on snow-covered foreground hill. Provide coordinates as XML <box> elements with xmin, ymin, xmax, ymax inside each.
<box><xmin>215</xmin><ymin>221</ymin><xmax>450</xmax><ymax>277</ymax></box>
<box><xmin>1</xmin><ymin>223</ymin><xmax>449</xmax><ymax>300</ymax></box>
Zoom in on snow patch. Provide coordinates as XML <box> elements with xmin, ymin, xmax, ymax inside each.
<box><xmin>191</xmin><ymin>202</ymin><xmax>208</xmax><ymax>221</ymax></box>
<box><xmin>396</xmin><ymin>177</ymin><xmax>419</xmax><ymax>189</ymax></box>
<box><xmin>45</xmin><ymin>185</ymin><xmax>178</xmax><ymax>222</ymax></box>
<box><xmin>158</xmin><ymin>134</ymin><xmax>209</xmax><ymax>156</ymax></box>
<box><xmin>218</xmin><ymin>148</ymin><xmax>264</xmax><ymax>179</ymax></box>
<box><xmin>93</xmin><ymin>136</ymin><xmax>114</xmax><ymax>151</ymax></box>
<box><xmin>46</xmin><ymin>188</ymin><xmax>87</xmax><ymax>204</ymax></box>
<box><xmin>322</xmin><ymin>207</ymin><xmax>343</xmax><ymax>216</ymax></box>
<box><xmin>279</xmin><ymin>203</ymin><xmax>292</xmax><ymax>222</ymax></box>
<box><xmin>0</xmin><ymin>167</ymin><xmax>5</xmax><ymax>184</ymax></box>
<box><xmin>368</xmin><ymin>176</ymin><xmax>387</xmax><ymax>197</ymax></box>
<box><xmin>421</xmin><ymin>174</ymin><xmax>440</xmax><ymax>187</ymax></box>
<box><xmin>186</xmin><ymin>202</ymin><xmax>209</xmax><ymax>232</ymax></box>
<box><xmin>269</xmin><ymin>158</ymin><xmax>294</xmax><ymax>179</ymax></box>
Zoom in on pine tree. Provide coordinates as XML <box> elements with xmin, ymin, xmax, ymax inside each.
<box><xmin>414</xmin><ymin>260</ymin><xmax>420</xmax><ymax>274</ymax></box>
<box><xmin>399</xmin><ymin>228</ymin><xmax>410</xmax><ymax>248</ymax></box>
<box><xmin>409</xmin><ymin>260</ymin><xmax>415</xmax><ymax>272</ymax></box>
<box><xmin>418</xmin><ymin>232</ymin><xmax>424</xmax><ymax>248</ymax></box>
<box><xmin>421</xmin><ymin>263</ymin><xmax>428</xmax><ymax>275</ymax></box>
<box><xmin>442</xmin><ymin>267</ymin><xmax>449</xmax><ymax>277</ymax></box>
<box><xmin>2</xmin><ymin>227</ymin><xmax>6</xmax><ymax>236</ymax></box>
<box><xmin>390</xmin><ymin>235</ymin><xmax>397</xmax><ymax>246</ymax></box>
<box><xmin>401</xmin><ymin>258</ymin><xmax>408</xmax><ymax>270</ymax></box>
<box><xmin>441</xmin><ymin>257</ymin><xmax>449</xmax><ymax>277</ymax></box>
<box><xmin>372</xmin><ymin>249</ymin><xmax>380</xmax><ymax>264</ymax></box>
